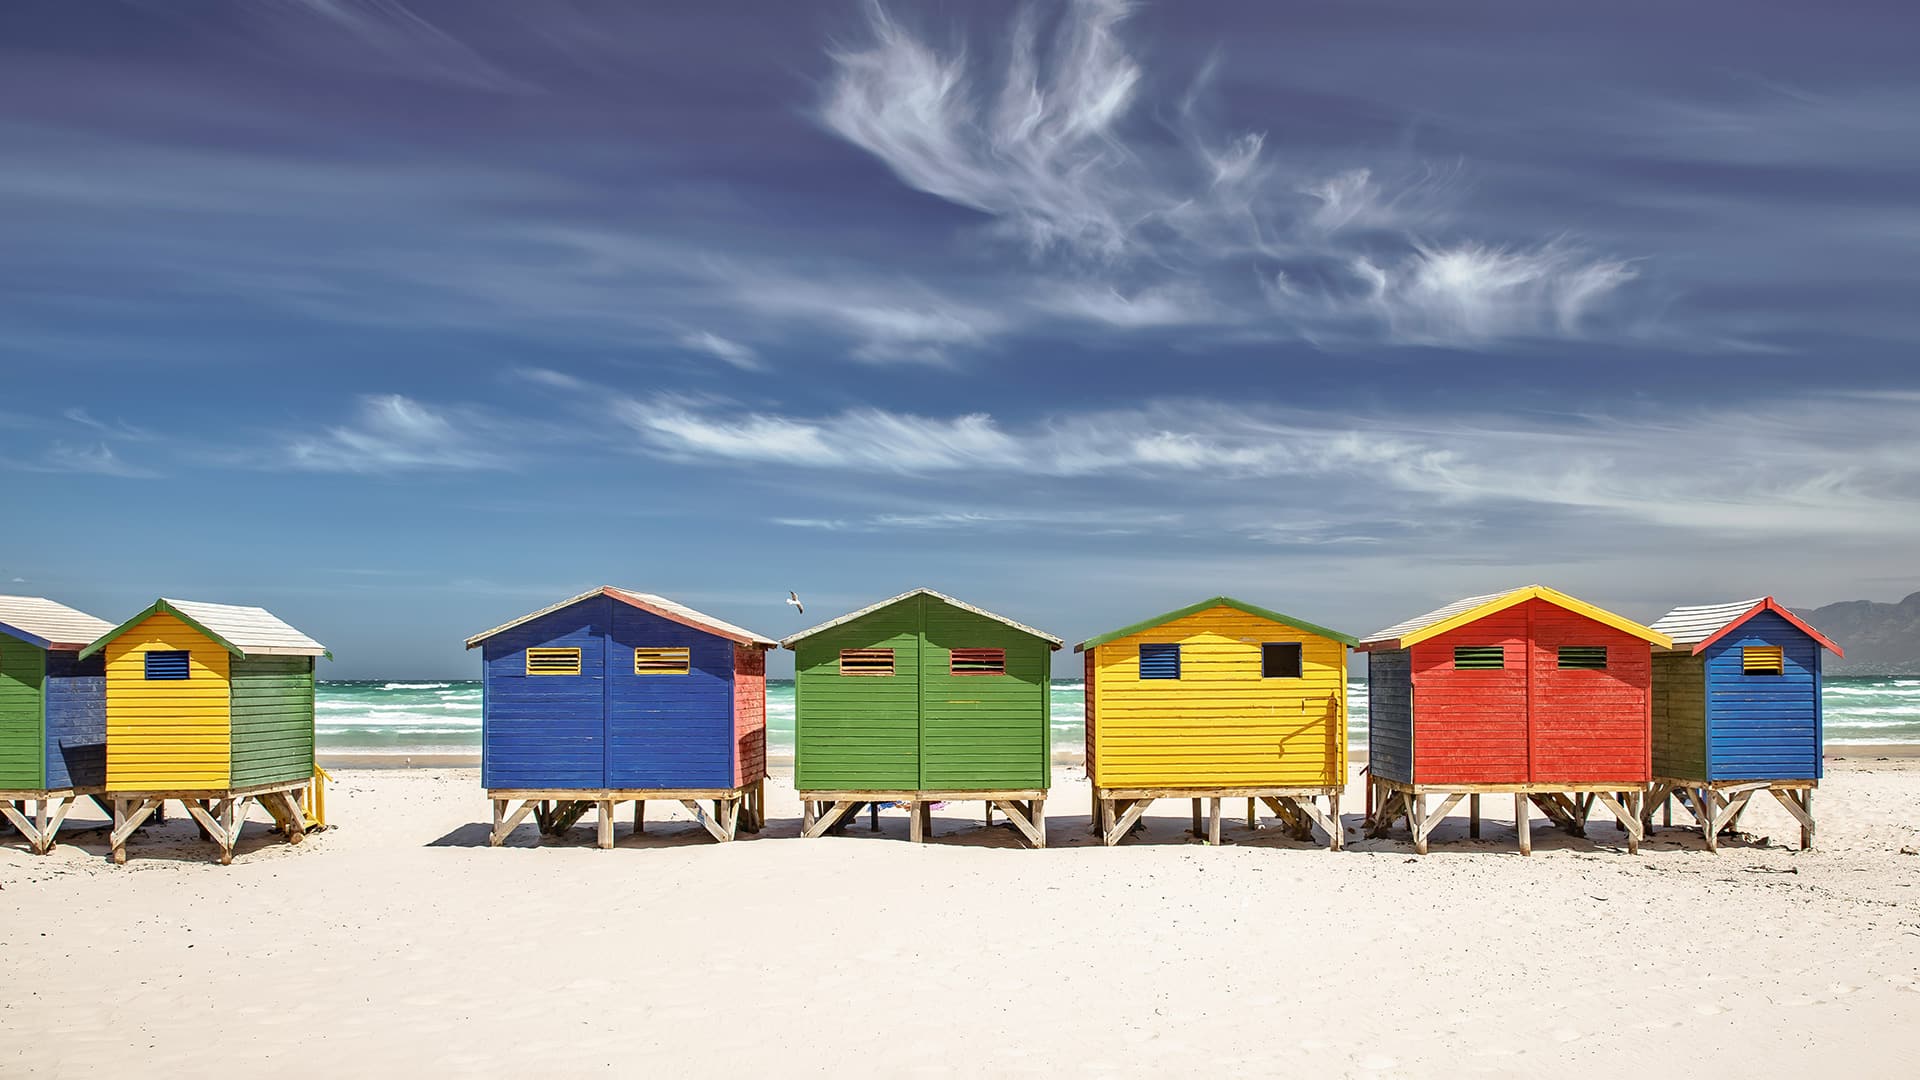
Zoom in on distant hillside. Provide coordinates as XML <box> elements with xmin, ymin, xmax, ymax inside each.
<box><xmin>1795</xmin><ymin>592</ymin><xmax>1920</xmax><ymax>675</ymax></box>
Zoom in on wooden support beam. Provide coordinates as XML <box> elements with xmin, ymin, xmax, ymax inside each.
<box><xmin>908</xmin><ymin>800</ymin><xmax>924</xmax><ymax>844</ymax></box>
<box><xmin>1469</xmin><ymin>793</ymin><xmax>1481</xmax><ymax>839</ymax></box>
<box><xmin>1032</xmin><ymin>799</ymin><xmax>1045</xmax><ymax>849</ymax></box>
<box><xmin>110</xmin><ymin>798</ymin><xmax>163</xmax><ymax>865</ymax></box>
<box><xmin>1191</xmin><ymin>798</ymin><xmax>1202</xmax><ymax>838</ymax></box>
<box><xmin>1207</xmin><ymin>797</ymin><xmax>1222</xmax><ymax>846</ymax></box>
<box><xmin>1593</xmin><ymin>791</ymin><xmax>1643</xmax><ymax>854</ymax></box>
<box><xmin>491</xmin><ymin>799</ymin><xmax>538</xmax><ymax>846</ymax></box>
<box><xmin>1103</xmin><ymin>796</ymin><xmax>1154</xmax><ymax>847</ymax></box>
<box><xmin>597</xmin><ymin>800</ymin><xmax>614</xmax><ymax>849</ymax></box>
<box><xmin>1247</xmin><ymin>797</ymin><xmax>1257</xmax><ymax>829</ymax></box>
<box><xmin>1768</xmin><ymin>787</ymin><xmax>1814</xmax><ymax>850</ymax></box>
<box><xmin>801</xmin><ymin>799</ymin><xmax>858</xmax><ymax>839</ymax></box>
<box><xmin>679</xmin><ymin>799</ymin><xmax>733</xmax><ymax>844</ymax></box>
<box><xmin>1514</xmin><ymin>792</ymin><xmax>1531</xmax><ymax>856</ymax></box>
<box><xmin>990</xmin><ymin>799</ymin><xmax>1043</xmax><ymax>848</ymax></box>
<box><xmin>1329</xmin><ymin>792</ymin><xmax>1342</xmax><ymax>851</ymax></box>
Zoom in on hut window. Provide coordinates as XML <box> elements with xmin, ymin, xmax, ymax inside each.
<box><xmin>1453</xmin><ymin>646</ymin><xmax>1505</xmax><ymax>670</ymax></box>
<box><xmin>634</xmin><ymin>647</ymin><xmax>690</xmax><ymax>675</ymax></box>
<box><xmin>1139</xmin><ymin>643</ymin><xmax>1181</xmax><ymax>680</ymax></box>
<box><xmin>1261</xmin><ymin>642</ymin><xmax>1304</xmax><ymax>679</ymax></box>
<box><xmin>526</xmin><ymin>648</ymin><xmax>582</xmax><ymax>676</ymax></box>
<box><xmin>840</xmin><ymin>649</ymin><xmax>895</xmax><ymax>676</ymax></box>
<box><xmin>1557</xmin><ymin>646</ymin><xmax>1609</xmax><ymax>670</ymax></box>
<box><xmin>950</xmin><ymin>648</ymin><xmax>1006</xmax><ymax>676</ymax></box>
<box><xmin>1743</xmin><ymin>646</ymin><xmax>1785</xmax><ymax>676</ymax></box>
<box><xmin>143</xmin><ymin>650</ymin><xmax>190</xmax><ymax>680</ymax></box>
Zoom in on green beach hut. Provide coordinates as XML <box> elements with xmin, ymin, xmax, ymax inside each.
<box><xmin>782</xmin><ymin>588</ymin><xmax>1061</xmax><ymax>847</ymax></box>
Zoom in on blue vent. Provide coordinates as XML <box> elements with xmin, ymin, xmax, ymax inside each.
<box><xmin>1139</xmin><ymin>642</ymin><xmax>1181</xmax><ymax>680</ymax></box>
<box><xmin>144</xmin><ymin>650</ymin><xmax>190</xmax><ymax>680</ymax></box>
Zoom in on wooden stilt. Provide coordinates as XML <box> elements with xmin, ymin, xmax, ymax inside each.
<box><xmin>1032</xmin><ymin>798</ymin><xmax>1045</xmax><ymax>849</ymax></box>
<box><xmin>634</xmin><ymin>799</ymin><xmax>645</xmax><ymax>834</ymax></box>
<box><xmin>1328</xmin><ymin>792</ymin><xmax>1342</xmax><ymax>851</ymax></box>
<box><xmin>1515</xmin><ymin>792</ymin><xmax>1531</xmax><ymax>856</ymax></box>
<box><xmin>1247</xmin><ymin>797</ymin><xmax>1257</xmax><ymax>829</ymax></box>
<box><xmin>1412</xmin><ymin>792</ymin><xmax>1429</xmax><ymax>855</ymax></box>
<box><xmin>1191</xmin><ymin>798</ymin><xmax>1203</xmax><ymax>838</ymax></box>
<box><xmin>909</xmin><ymin>800</ymin><xmax>924</xmax><ymax>844</ymax></box>
<box><xmin>1469</xmin><ymin>793</ymin><xmax>1481</xmax><ymax>839</ymax></box>
<box><xmin>1207</xmin><ymin>797</ymin><xmax>1222</xmax><ymax>846</ymax></box>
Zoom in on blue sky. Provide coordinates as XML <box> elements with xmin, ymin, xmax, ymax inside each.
<box><xmin>4</xmin><ymin>0</ymin><xmax>1918</xmax><ymax>678</ymax></box>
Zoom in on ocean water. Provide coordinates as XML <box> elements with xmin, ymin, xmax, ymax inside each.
<box><xmin>316</xmin><ymin>676</ymin><xmax>1920</xmax><ymax>755</ymax></box>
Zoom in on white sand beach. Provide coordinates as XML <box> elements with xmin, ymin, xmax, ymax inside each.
<box><xmin>5</xmin><ymin>760</ymin><xmax>1920</xmax><ymax>1077</ymax></box>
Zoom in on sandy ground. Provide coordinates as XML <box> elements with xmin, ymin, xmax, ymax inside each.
<box><xmin>4</xmin><ymin>761</ymin><xmax>1920</xmax><ymax>1078</ymax></box>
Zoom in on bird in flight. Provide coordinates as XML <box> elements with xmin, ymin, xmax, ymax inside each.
<box><xmin>786</xmin><ymin>591</ymin><xmax>804</xmax><ymax>615</ymax></box>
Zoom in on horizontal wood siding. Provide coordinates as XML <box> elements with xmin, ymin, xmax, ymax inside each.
<box><xmin>1366</xmin><ymin>649</ymin><xmax>1414</xmax><ymax>784</ymax></box>
<box><xmin>0</xmin><ymin>638</ymin><xmax>45</xmax><ymax>788</ymax></box>
<box><xmin>481</xmin><ymin>597</ymin><xmax>608</xmax><ymax>789</ymax></box>
<box><xmin>793</xmin><ymin>598</ymin><xmax>921</xmax><ymax>790</ymax></box>
<box><xmin>1089</xmin><ymin>606</ymin><xmax>1344</xmax><ymax>788</ymax></box>
<box><xmin>106</xmin><ymin>613</ymin><xmax>231</xmax><ymax>789</ymax></box>
<box><xmin>1527</xmin><ymin>600</ymin><xmax>1651</xmax><ymax>784</ymax></box>
<box><xmin>1411</xmin><ymin>607</ymin><xmax>1530</xmax><ymax>785</ymax></box>
<box><xmin>1703</xmin><ymin>610</ymin><xmax>1822</xmax><ymax>781</ymax></box>
<box><xmin>921</xmin><ymin>597</ymin><xmax>1050</xmax><ymax>790</ymax></box>
<box><xmin>229</xmin><ymin>656</ymin><xmax>316</xmax><ymax>787</ymax></box>
<box><xmin>44</xmin><ymin>650</ymin><xmax>106</xmax><ymax>790</ymax></box>
<box><xmin>1084</xmin><ymin>651</ymin><xmax>1098</xmax><ymax>785</ymax></box>
<box><xmin>734</xmin><ymin>646</ymin><xmax>767</xmax><ymax>787</ymax></box>
<box><xmin>1650</xmin><ymin>653</ymin><xmax>1707</xmax><ymax>780</ymax></box>
<box><xmin>608</xmin><ymin>603</ymin><xmax>732</xmax><ymax>788</ymax></box>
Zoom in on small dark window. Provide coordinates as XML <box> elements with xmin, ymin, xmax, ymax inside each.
<box><xmin>840</xmin><ymin>649</ymin><xmax>895</xmax><ymax>676</ymax></box>
<box><xmin>1139</xmin><ymin>643</ymin><xmax>1181</xmax><ymax>680</ymax></box>
<box><xmin>144</xmin><ymin>650</ymin><xmax>190</xmax><ymax>680</ymax></box>
<box><xmin>1261</xmin><ymin>642</ymin><xmax>1304</xmax><ymax>679</ymax></box>
<box><xmin>1453</xmin><ymin>646</ymin><xmax>1505</xmax><ymax>670</ymax></box>
<box><xmin>1558</xmin><ymin>646</ymin><xmax>1608</xmax><ymax>670</ymax></box>
<box><xmin>950</xmin><ymin>648</ymin><xmax>1005</xmax><ymax>676</ymax></box>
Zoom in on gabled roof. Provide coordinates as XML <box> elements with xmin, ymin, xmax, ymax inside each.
<box><xmin>1075</xmin><ymin>596</ymin><xmax>1356</xmax><ymax>652</ymax></box>
<box><xmin>781</xmin><ymin>588</ymin><xmax>1062</xmax><ymax>650</ymax></box>
<box><xmin>0</xmin><ymin>595</ymin><xmax>115</xmax><ymax>651</ymax></box>
<box><xmin>80</xmin><ymin>599</ymin><xmax>329</xmax><ymax>660</ymax></box>
<box><xmin>1649</xmin><ymin>597</ymin><xmax>1843</xmax><ymax>657</ymax></box>
<box><xmin>464</xmin><ymin>586</ymin><xmax>778</xmax><ymax>649</ymax></box>
<box><xmin>1358</xmin><ymin>585</ymin><xmax>1672</xmax><ymax>652</ymax></box>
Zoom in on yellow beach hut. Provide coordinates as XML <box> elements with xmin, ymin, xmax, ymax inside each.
<box><xmin>1076</xmin><ymin>597</ymin><xmax>1356</xmax><ymax>847</ymax></box>
<box><xmin>81</xmin><ymin>598</ymin><xmax>329</xmax><ymax>864</ymax></box>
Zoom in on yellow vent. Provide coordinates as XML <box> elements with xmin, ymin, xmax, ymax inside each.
<box><xmin>635</xmin><ymin>647</ymin><xmax>690</xmax><ymax>675</ymax></box>
<box><xmin>840</xmin><ymin>649</ymin><xmax>895</xmax><ymax>676</ymax></box>
<box><xmin>526</xmin><ymin>648</ymin><xmax>582</xmax><ymax>676</ymax></box>
<box><xmin>1742</xmin><ymin>646</ymin><xmax>1784</xmax><ymax>676</ymax></box>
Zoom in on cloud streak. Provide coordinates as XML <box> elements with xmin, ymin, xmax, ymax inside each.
<box><xmin>285</xmin><ymin>394</ymin><xmax>511</xmax><ymax>473</ymax></box>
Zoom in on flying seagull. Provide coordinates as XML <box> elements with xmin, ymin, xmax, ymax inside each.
<box><xmin>786</xmin><ymin>591</ymin><xmax>804</xmax><ymax>615</ymax></box>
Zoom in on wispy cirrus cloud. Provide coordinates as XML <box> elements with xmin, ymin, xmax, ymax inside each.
<box><xmin>678</xmin><ymin>331</ymin><xmax>763</xmax><ymax>371</ymax></box>
<box><xmin>285</xmin><ymin>393</ymin><xmax>511</xmax><ymax>473</ymax></box>
<box><xmin>820</xmin><ymin>0</ymin><xmax>1639</xmax><ymax>347</ymax></box>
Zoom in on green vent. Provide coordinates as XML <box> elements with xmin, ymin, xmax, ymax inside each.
<box><xmin>1558</xmin><ymin>646</ymin><xmax>1608</xmax><ymax>670</ymax></box>
<box><xmin>1453</xmin><ymin>646</ymin><xmax>1505</xmax><ymax>670</ymax></box>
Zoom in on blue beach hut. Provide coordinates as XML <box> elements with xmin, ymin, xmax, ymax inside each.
<box><xmin>1646</xmin><ymin>597</ymin><xmax>1843</xmax><ymax>850</ymax></box>
<box><xmin>466</xmin><ymin>587</ymin><xmax>778</xmax><ymax>847</ymax></box>
<box><xmin>0</xmin><ymin>595</ymin><xmax>114</xmax><ymax>854</ymax></box>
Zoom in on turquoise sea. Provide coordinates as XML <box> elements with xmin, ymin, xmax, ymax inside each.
<box><xmin>317</xmin><ymin>676</ymin><xmax>1920</xmax><ymax>756</ymax></box>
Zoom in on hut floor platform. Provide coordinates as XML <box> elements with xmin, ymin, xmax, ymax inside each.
<box><xmin>797</xmin><ymin>789</ymin><xmax>1047</xmax><ymax>848</ymax></box>
<box><xmin>487</xmin><ymin>780</ymin><xmax>766</xmax><ymax>848</ymax></box>
<box><xmin>1644</xmin><ymin>777</ymin><xmax>1816</xmax><ymax>852</ymax></box>
<box><xmin>0</xmin><ymin>788</ymin><xmax>105</xmax><ymax>856</ymax></box>
<box><xmin>1364</xmin><ymin>777</ymin><xmax>1646</xmax><ymax>855</ymax></box>
<box><xmin>107</xmin><ymin>779</ymin><xmax>312</xmax><ymax>865</ymax></box>
<box><xmin>1091</xmin><ymin>786</ymin><xmax>1343</xmax><ymax>849</ymax></box>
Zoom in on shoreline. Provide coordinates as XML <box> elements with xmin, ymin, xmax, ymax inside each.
<box><xmin>317</xmin><ymin>743</ymin><xmax>1920</xmax><ymax>770</ymax></box>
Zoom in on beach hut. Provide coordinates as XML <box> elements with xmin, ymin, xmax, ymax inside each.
<box><xmin>783</xmin><ymin>588</ymin><xmax>1060</xmax><ymax>847</ymax></box>
<box><xmin>81</xmin><ymin>598</ymin><xmax>328</xmax><ymax>864</ymax></box>
<box><xmin>1645</xmin><ymin>597</ymin><xmax>1842</xmax><ymax>851</ymax></box>
<box><xmin>465</xmin><ymin>587</ymin><xmax>777</xmax><ymax>848</ymax></box>
<box><xmin>1357</xmin><ymin>585</ymin><xmax>1672</xmax><ymax>854</ymax></box>
<box><xmin>1075</xmin><ymin>597</ymin><xmax>1356</xmax><ymax>848</ymax></box>
<box><xmin>0</xmin><ymin>596</ymin><xmax>114</xmax><ymax>854</ymax></box>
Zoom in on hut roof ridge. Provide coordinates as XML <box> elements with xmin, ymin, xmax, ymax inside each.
<box><xmin>1359</xmin><ymin>584</ymin><xmax>1671</xmax><ymax>651</ymax></box>
<box><xmin>464</xmin><ymin>587</ymin><xmax>777</xmax><ymax>649</ymax></box>
<box><xmin>0</xmin><ymin>595</ymin><xmax>115</xmax><ymax>650</ymax></box>
<box><xmin>780</xmin><ymin>587</ymin><xmax>1063</xmax><ymax>649</ymax></box>
<box><xmin>1649</xmin><ymin>597</ymin><xmax>1843</xmax><ymax>657</ymax></box>
<box><xmin>80</xmin><ymin>598</ymin><xmax>328</xmax><ymax>659</ymax></box>
<box><xmin>1074</xmin><ymin>596</ymin><xmax>1356</xmax><ymax>652</ymax></box>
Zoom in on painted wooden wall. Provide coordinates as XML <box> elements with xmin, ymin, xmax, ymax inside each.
<box><xmin>793</xmin><ymin>593</ymin><xmax>1051</xmax><ymax>791</ymax></box>
<box><xmin>0</xmin><ymin>637</ymin><xmax>45</xmax><ymax>788</ymax></box>
<box><xmin>732</xmin><ymin>645</ymin><xmax>767</xmax><ymax>788</ymax></box>
<box><xmin>1087</xmin><ymin>605</ymin><xmax>1345</xmax><ymax>788</ymax></box>
<box><xmin>1365</xmin><ymin>649</ymin><xmax>1413</xmax><ymax>785</ymax></box>
<box><xmin>482</xmin><ymin>599</ymin><xmax>608</xmax><ymax>789</ymax></box>
<box><xmin>1701</xmin><ymin>609</ymin><xmax>1822</xmax><ymax>781</ymax></box>
<box><xmin>105</xmin><ymin>613</ymin><xmax>232</xmax><ymax>789</ymax></box>
<box><xmin>44</xmin><ymin>650</ymin><xmax>106</xmax><ymax>790</ymax></box>
<box><xmin>1650</xmin><ymin>653</ymin><xmax>1708</xmax><ymax>780</ymax></box>
<box><xmin>1408</xmin><ymin>599</ymin><xmax>1650</xmax><ymax>786</ymax></box>
<box><xmin>921</xmin><ymin>599</ymin><xmax>1050</xmax><ymax>790</ymax></box>
<box><xmin>607</xmin><ymin>601</ymin><xmax>733</xmax><ymax>788</ymax></box>
<box><xmin>229</xmin><ymin>656</ymin><xmax>315</xmax><ymax>787</ymax></box>
<box><xmin>793</xmin><ymin>598</ymin><xmax>922</xmax><ymax>790</ymax></box>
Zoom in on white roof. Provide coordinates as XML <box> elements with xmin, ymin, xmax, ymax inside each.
<box><xmin>781</xmin><ymin>588</ymin><xmax>1063</xmax><ymax>649</ymax></box>
<box><xmin>1648</xmin><ymin>599</ymin><xmax>1768</xmax><ymax>646</ymax></box>
<box><xmin>1360</xmin><ymin>589</ymin><xmax>1513</xmax><ymax>646</ymax></box>
<box><xmin>0</xmin><ymin>595</ymin><xmax>114</xmax><ymax>651</ymax></box>
<box><xmin>164</xmin><ymin>598</ymin><xmax>328</xmax><ymax>657</ymax></box>
<box><xmin>465</xmin><ymin>587</ymin><xmax>778</xmax><ymax>649</ymax></box>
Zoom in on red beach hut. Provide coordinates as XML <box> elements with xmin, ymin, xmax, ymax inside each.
<box><xmin>1357</xmin><ymin>585</ymin><xmax>1672</xmax><ymax>854</ymax></box>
